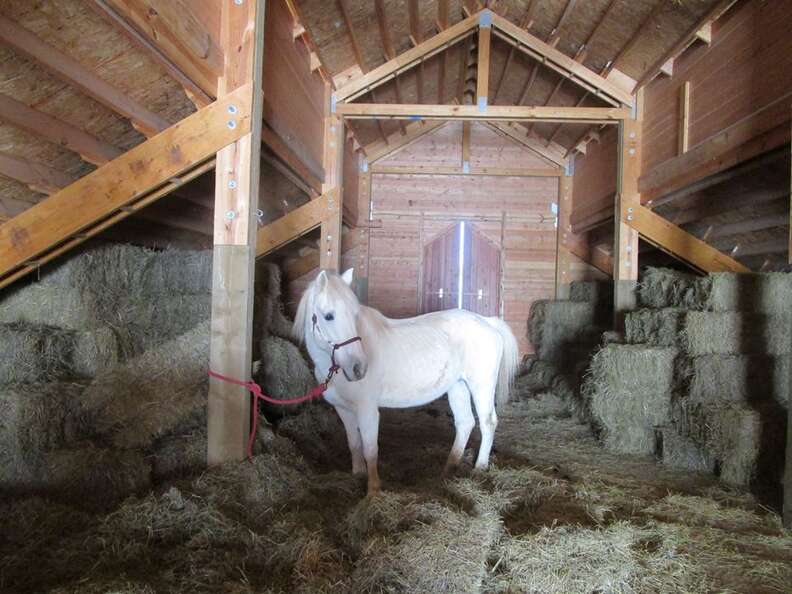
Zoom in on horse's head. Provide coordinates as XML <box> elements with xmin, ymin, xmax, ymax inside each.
<box><xmin>294</xmin><ymin>268</ymin><xmax>368</xmax><ymax>382</ymax></box>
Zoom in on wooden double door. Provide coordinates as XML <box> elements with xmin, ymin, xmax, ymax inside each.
<box><xmin>422</xmin><ymin>222</ymin><xmax>500</xmax><ymax>316</ymax></box>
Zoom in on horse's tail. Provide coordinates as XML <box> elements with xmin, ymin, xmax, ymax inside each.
<box><xmin>484</xmin><ymin>317</ymin><xmax>519</xmax><ymax>409</ymax></box>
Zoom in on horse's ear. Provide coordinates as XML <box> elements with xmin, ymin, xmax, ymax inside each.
<box><xmin>316</xmin><ymin>270</ymin><xmax>328</xmax><ymax>291</ymax></box>
<box><xmin>341</xmin><ymin>268</ymin><xmax>354</xmax><ymax>286</ymax></box>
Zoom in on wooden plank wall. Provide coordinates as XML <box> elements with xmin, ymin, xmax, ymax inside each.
<box><xmin>368</xmin><ymin>123</ymin><xmax>558</xmax><ymax>354</ymax></box>
<box><xmin>343</xmin><ymin>135</ymin><xmax>360</xmax><ymax>224</ymax></box>
<box><xmin>263</xmin><ymin>0</ymin><xmax>326</xmax><ymax>182</ymax></box>
<box><xmin>642</xmin><ymin>0</ymin><xmax>792</xmax><ymax>173</ymax></box>
<box><xmin>570</xmin><ymin>127</ymin><xmax>617</xmax><ymax>231</ymax></box>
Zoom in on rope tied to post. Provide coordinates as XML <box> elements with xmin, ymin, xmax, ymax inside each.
<box><xmin>208</xmin><ymin>333</ymin><xmax>362</xmax><ymax>460</ymax></box>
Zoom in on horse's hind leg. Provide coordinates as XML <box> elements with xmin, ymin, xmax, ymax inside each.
<box><xmin>445</xmin><ymin>381</ymin><xmax>475</xmax><ymax>474</ymax></box>
<box><xmin>469</xmin><ymin>377</ymin><xmax>498</xmax><ymax>471</ymax></box>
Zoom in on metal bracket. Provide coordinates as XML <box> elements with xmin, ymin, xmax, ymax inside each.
<box><xmin>330</xmin><ymin>94</ymin><xmax>337</xmax><ymax>114</ymax></box>
<box><xmin>564</xmin><ymin>155</ymin><xmax>575</xmax><ymax>177</ymax></box>
<box><xmin>360</xmin><ymin>159</ymin><xmax>369</xmax><ymax>172</ymax></box>
<box><xmin>479</xmin><ymin>10</ymin><xmax>492</xmax><ymax>28</ymax></box>
<box><xmin>477</xmin><ymin>96</ymin><xmax>487</xmax><ymax>112</ymax></box>
<box><xmin>462</xmin><ymin>161</ymin><xmax>470</xmax><ymax>174</ymax></box>
<box><xmin>409</xmin><ymin>115</ymin><xmax>422</xmax><ymax>121</ymax></box>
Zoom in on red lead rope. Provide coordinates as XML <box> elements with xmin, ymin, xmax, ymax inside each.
<box><xmin>208</xmin><ymin>334</ymin><xmax>362</xmax><ymax>461</ymax></box>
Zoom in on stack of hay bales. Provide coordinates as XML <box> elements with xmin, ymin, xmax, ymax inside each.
<box><xmin>583</xmin><ymin>267</ymin><xmax>789</xmax><ymax>489</ymax></box>
<box><xmin>524</xmin><ymin>281</ymin><xmax>612</xmax><ymax>405</ymax></box>
<box><xmin>0</xmin><ymin>244</ymin><xmax>309</xmax><ymax>506</ymax></box>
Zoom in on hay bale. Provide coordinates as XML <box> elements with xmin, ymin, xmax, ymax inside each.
<box><xmin>673</xmin><ymin>401</ymin><xmax>765</xmax><ymax>487</ymax></box>
<box><xmin>528</xmin><ymin>300</ymin><xmax>605</xmax><ymax>365</ymax></box>
<box><xmin>38</xmin><ymin>244</ymin><xmax>212</xmax><ymax>294</ymax></box>
<box><xmin>688</xmin><ymin>355</ymin><xmax>789</xmax><ymax>408</ymax></box>
<box><xmin>709</xmin><ymin>272</ymin><xmax>792</xmax><ymax>314</ymax></box>
<box><xmin>254</xmin><ymin>335</ymin><xmax>315</xmax><ymax>416</ymax></box>
<box><xmin>684</xmin><ymin>311</ymin><xmax>790</xmax><ymax>355</ymax></box>
<box><xmin>624</xmin><ymin>308</ymin><xmax>686</xmax><ymax>347</ymax></box>
<box><xmin>638</xmin><ymin>267</ymin><xmax>710</xmax><ymax>310</ymax></box>
<box><xmin>659</xmin><ymin>427</ymin><xmax>715</xmax><ymax>473</ymax></box>
<box><xmin>80</xmin><ymin>322</ymin><xmax>210</xmax><ymax>450</ymax></box>
<box><xmin>515</xmin><ymin>359</ymin><xmax>558</xmax><ymax>393</ymax></box>
<box><xmin>0</xmin><ymin>285</ymin><xmax>101</xmax><ymax>330</ymax></box>
<box><xmin>583</xmin><ymin>345</ymin><xmax>678</xmax><ymax>455</ymax></box>
<box><xmin>0</xmin><ymin>381</ymin><xmax>88</xmax><ymax>486</ymax></box>
<box><xmin>569</xmin><ymin>281</ymin><xmax>613</xmax><ymax>309</ymax></box>
<box><xmin>71</xmin><ymin>326</ymin><xmax>121</xmax><ymax>376</ymax></box>
<box><xmin>0</xmin><ymin>324</ymin><xmax>77</xmax><ymax>384</ymax></box>
<box><xmin>150</xmin><ymin>429</ymin><xmax>207</xmax><ymax>481</ymax></box>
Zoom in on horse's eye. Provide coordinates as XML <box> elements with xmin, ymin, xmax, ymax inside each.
<box><xmin>324</xmin><ymin>312</ymin><xmax>334</xmax><ymax>322</ymax></box>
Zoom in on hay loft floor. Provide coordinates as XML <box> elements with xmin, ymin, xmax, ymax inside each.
<box><xmin>2</xmin><ymin>384</ymin><xmax>790</xmax><ymax>594</ymax></box>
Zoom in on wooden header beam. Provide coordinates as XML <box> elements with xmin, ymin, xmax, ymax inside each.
<box><xmin>371</xmin><ymin>165</ymin><xmax>561</xmax><ymax>177</ymax></box>
<box><xmin>0</xmin><ymin>83</ymin><xmax>252</xmax><ymax>286</ymax></box>
<box><xmin>256</xmin><ymin>189</ymin><xmax>338</xmax><ymax>257</ymax></box>
<box><xmin>335</xmin><ymin>103</ymin><xmax>630</xmax><ymax>123</ymax></box>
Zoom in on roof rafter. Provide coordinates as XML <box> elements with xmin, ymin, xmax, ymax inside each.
<box><xmin>0</xmin><ymin>14</ymin><xmax>171</xmax><ymax>137</ymax></box>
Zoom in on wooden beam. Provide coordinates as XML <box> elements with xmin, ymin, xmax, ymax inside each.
<box><xmin>575</xmin><ymin>0</ymin><xmax>618</xmax><ymax>64</ymax></box>
<box><xmin>0</xmin><ymin>94</ymin><xmax>122</xmax><ymax>166</ymax></box>
<box><xmin>261</xmin><ymin>124</ymin><xmax>323</xmax><ymax>196</ymax></box>
<box><xmin>567</xmin><ymin>237</ymin><xmax>613</xmax><ymax>276</ymax></box>
<box><xmin>364</xmin><ymin>120</ymin><xmax>447</xmax><ymax>163</ymax></box>
<box><xmin>555</xmin><ymin>172</ymin><xmax>573</xmax><ymax>296</ymax></box>
<box><xmin>604</xmin><ymin>0</ymin><xmax>665</xmax><ymax>76</ymax></box>
<box><xmin>256</xmin><ymin>190</ymin><xmax>337</xmax><ymax>256</ymax></box>
<box><xmin>0</xmin><ymin>152</ymin><xmax>75</xmax><ymax>195</ymax></box>
<box><xmin>90</xmin><ymin>0</ymin><xmax>213</xmax><ymax>107</ymax></box>
<box><xmin>489</xmin><ymin>11</ymin><xmax>633</xmax><ymax>106</ymax></box>
<box><xmin>335</xmin><ymin>13</ymin><xmax>479</xmax><ymax>102</ymax></box>
<box><xmin>669</xmin><ymin>189</ymin><xmax>789</xmax><ymax>227</ymax></box>
<box><xmin>704</xmin><ymin>213</ymin><xmax>789</xmax><ymax>240</ymax></box>
<box><xmin>461</xmin><ymin>122</ymin><xmax>472</xmax><ymax>168</ymax></box>
<box><xmin>336</xmin><ymin>103</ymin><xmax>630</xmax><ymax>123</ymax></box>
<box><xmin>491</xmin><ymin>47</ymin><xmax>515</xmax><ymax>105</ymax></box>
<box><xmin>408</xmin><ymin>0</ymin><xmax>425</xmax><ymax>103</ymax></box>
<box><xmin>485</xmin><ymin>122</ymin><xmax>567</xmax><ymax>166</ymax></box>
<box><xmin>0</xmin><ymin>84</ymin><xmax>251</xmax><ymax>284</ymax></box>
<box><xmin>639</xmin><ymin>94</ymin><xmax>792</xmax><ymax>202</ymax></box>
<box><xmin>0</xmin><ymin>14</ymin><xmax>171</xmax><ymax>137</ymax></box>
<box><xmin>103</xmin><ymin>0</ymin><xmax>223</xmax><ymax>100</ymax></box>
<box><xmin>207</xmin><ymin>0</ymin><xmax>265</xmax><ymax>465</ymax></box>
<box><xmin>284</xmin><ymin>226</ymin><xmax>363</xmax><ymax>282</ymax></box>
<box><xmin>437</xmin><ymin>1</ymin><xmax>450</xmax><ymax>105</ymax></box>
<box><xmin>628</xmin><ymin>204</ymin><xmax>749</xmax><ymax>272</ymax></box>
<box><xmin>476</xmin><ymin>13</ymin><xmax>492</xmax><ymax>108</ymax></box>
<box><xmin>371</xmin><ymin>164</ymin><xmax>561</xmax><ymax>177</ymax></box>
<box><xmin>321</xmin><ymin>83</ymin><xmax>344</xmax><ymax>271</ymax></box>
<box><xmin>0</xmin><ymin>157</ymin><xmax>216</xmax><ymax>289</ymax></box>
<box><xmin>374</xmin><ymin>0</ymin><xmax>396</xmax><ymax>61</ymax></box>
<box><xmin>678</xmin><ymin>81</ymin><xmax>691</xmax><ymax>154</ymax></box>
<box><xmin>636</xmin><ymin>0</ymin><xmax>738</xmax><ymax>90</ymax></box>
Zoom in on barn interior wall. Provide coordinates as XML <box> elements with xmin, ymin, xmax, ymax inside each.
<box><xmin>368</xmin><ymin>123</ymin><xmax>560</xmax><ymax>354</ymax></box>
<box><xmin>262</xmin><ymin>0</ymin><xmax>326</xmax><ymax>183</ymax></box>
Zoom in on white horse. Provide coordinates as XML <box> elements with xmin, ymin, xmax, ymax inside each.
<box><xmin>293</xmin><ymin>268</ymin><xmax>519</xmax><ymax>496</ymax></box>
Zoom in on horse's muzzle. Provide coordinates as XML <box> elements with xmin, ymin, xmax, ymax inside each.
<box><xmin>343</xmin><ymin>360</ymin><xmax>367</xmax><ymax>382</ymax></box>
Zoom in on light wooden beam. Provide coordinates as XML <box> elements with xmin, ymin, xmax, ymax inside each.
<box><xmin>547</xmin><ymin>0</ymin><xmax>578</xmax><ymax>47</ymax></box>
<box><xmin>0</xmin><ymin>151</ymin><xmax>75</xmax><ymax>195</ymax></box>
<box><xmin>364</xmin><ymin>120</ymin><xmax>447</xmax><ymax>163</ymax></box>
<box><xmin>437</xmin><ymin>0</ymin><xmax>450</xmax><ymax>104</ymax></box>
<box><xmin>0</xmin><ymin>14</ymin><xmax>171</xmax><ymax>137</ymax></box>
<box><xmin>102</xmin><ymin>0</ymin><xmax>223</xmax><ymax>100</ymax></box>
<box><xmin>0</xmin><ymin>94</ymin><xmax>122</xmax><ymax>166</ymax></box>
<box><xmin>336</xmin><ymin>13</ymin><xmax>479</xmax><ymax>102</ymax></box>
<box><xmin>90</xmin><ymin>0</ymin><xmax>213</xmax><ymax>107</ymax></box>
<box><xmin>461</xmin><ymin>122</ymin><xmax>472</xmax><ymax>169</ymax></box>
<box><xmin>476</xmin><ymin>12</ymin><xmax>492</xmax><ymax>109</ymax></box>
<box><xmin>207</xmin><ymin>0</ymin><xmax>264</xmax><ymax>465</ymax></box>
<box><xmin>486</xmin><ymin>122</ymin><xmax>567</xmax><ymax>166</ymax></box>
<box><xmin>704</xmin><ymin>213</ymin><xmax>788</xmax><ymax>240</ymax></box>
<box><xmin>678</xmin><ymin>81</ymin><xmax>691</xmax><ymax>154</ymax></box>
<box><xmin>336</xmin><ymin>103</ymin><xmax>630</xmax><ymax>123</ymax></box>
<box><xmin>555</xmin><ymin>172</ymin><xmax>573</xmax><ymax>296</ymax></box>
<box><xmin>0</xmin><ymin>85</ymin><xmax>250</xmax><ymax>286</ymax></box>
<box><xmin>604</xmin><ymin>0</ymin><xmax>665</xmax><ymax>77</ymax></box>
<box><xmin>321</xmin><ymin>84</ymin><xmax>344</xmax><ymax>271</ymax></box>
<box><xmin>456</xmin><ymin>35</ymin><xmax>474</xmax><ymax>102</ymax></box>
<box><xmin>256</xmin><ymin>190</ymin><xmax>337</xmax><ymax>257</ymax></box>
<box><xmin>371</xmin><ymin>164</ymin><xmax>562</xmax><ymax>177</ymax></box>
<box><xmin>408</xmin><ymin>0</ymin><xmax>425</xmax><ymax>103</ymax></box>
<box><xmin>489</xmin><ymin>11</ymin><xmax>633</xmax><ymax>106</ymax></box>
<box><xmin>636</xmin><ymin>0</ymin><xmax>738</xmax><ymax>90</ymax></box>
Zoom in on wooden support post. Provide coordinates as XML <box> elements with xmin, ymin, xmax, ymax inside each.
<box><xmin>613</xmin><ymin>93</ymin><xmax>642</xmax><ymax>328</ymax></box>
<box><xmin>461</xmin><ymin>121</ymin><xmax>471</xmax><ymax>171</ymax></box>
<box><xmin>785</xmin><ymin>114</ymin><xmax>792</xmax><ymax>529</ymax></box>
<box><xmin>476</xmin><ymin>12</ymin><xmax>491</xmax><ymax>110</ymax></box>
<box><xmin>321</xmin><ymin>84</ymin><xmax>344</xmax><ymax>271</ymax></box>
<box><xmin>354</xmin><ymin>169</ymin><xmax>372</xmax><ymax>303</ymax></box>
<box><xmin>678</xmin><ymin>81</ymin><xmax>691</xmax><ymax>154</ymax></box>
<box><xmin>555</xmin><ymin>167</ymin><xmax>572</xmax><ymax>298</ymax></box>
<box><xmin>207</xmin><ymin>0</ymin><xmax>265</xmax><ymax>465</ymax></box>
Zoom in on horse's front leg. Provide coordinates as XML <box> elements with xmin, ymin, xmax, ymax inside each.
<box><xmin>357</xmin><ymin>404</ymin><xmax>381</xmax><ymax>497</ymax></box>
<box><xmin>333</xmin><ymin>404</ymin><xmax>366</xmax><ymax>475</ymax></box>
